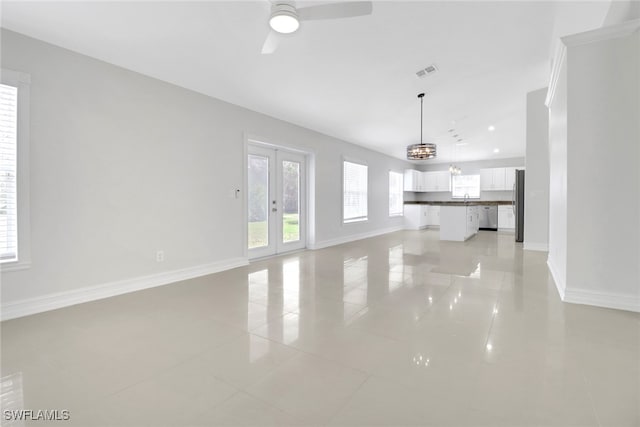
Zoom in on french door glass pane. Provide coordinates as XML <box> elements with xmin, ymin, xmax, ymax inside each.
<box><xmin>248</xmin><ymin>155</ymin><xmax>269</xmax><ymax>249</ymax></box>
<box><xmin>282</xmin><ymin>161</ymin><xmax>300</xmax><ymax>243</ymax></box>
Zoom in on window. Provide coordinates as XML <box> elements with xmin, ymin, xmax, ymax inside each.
<box><xmin>452</xmin><ymin>174</ymin><xmax>480</xmax><ymax>199</ymax></box>
<box><xmin>343</xmin><ymin>161</ymin><xmax>367</xmax><ymax>223</ymax></box>
<box><xmin>1</xmin><ymin>69</ymin><xmax>30</xmax><ymax>269</ymax></box>
<box><xmin>388</xmin><ymin>171</ymin><xmax>403</xmax><ymax>217</ymax></box>
<box><xmin>0</xmin><ymin>84</ymin><xmax>18</xmax><ymax>263</ymax></box>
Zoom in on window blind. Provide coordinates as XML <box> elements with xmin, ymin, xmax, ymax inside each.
<box><xmin>0</xmin><ymin>84</ymin><xmax>18</xmax><ymax>262</ymax></box>
<box><xmin>389</xmin><ymin>171</ymin><xmax>403</xmax><ymax>216</ymax></box>
<box><xmin>343</xmin><ymin>161</ymin><xmax>368</xmax><ymax>222</ymax></box>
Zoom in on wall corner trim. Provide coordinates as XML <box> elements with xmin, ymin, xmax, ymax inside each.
<box><xmin>547</xmin><ymin>257</ymin><xmax>566</xmax><ymax>300</ymax></box>
<box><xmin>545</xmin><ymin>42</ymin><xmax>567</xmax><ymax>107</ymax></box>
<box><xmin>0</xmin><ymin>257</ymin><xmax>248</xmax><ymax>321</ymax></box>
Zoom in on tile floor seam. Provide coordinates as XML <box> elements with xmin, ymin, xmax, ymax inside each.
<box><xmin>322</xmin><ymin>374</ymin><xmax>372</xmax><ymax>426</ymax></box>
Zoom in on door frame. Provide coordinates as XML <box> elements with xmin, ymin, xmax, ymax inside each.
<box><xmin>243</xmin><ymin>134</ymin><xmax>312</xmax><ymax>260</ymax></box>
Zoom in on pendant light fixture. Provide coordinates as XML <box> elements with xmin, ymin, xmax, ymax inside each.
<box><xmin>449</xmin><ymin>143</ymin><xmax>462</xmax><ymax>175</ymax></box>
<box><xmin>407</xmin><ymin>93</ymin><xmax>437</xmax><ymax>160</ymax></box>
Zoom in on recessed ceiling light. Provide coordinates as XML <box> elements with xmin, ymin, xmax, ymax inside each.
<box><xmin>488</xmin><ymin>125</ymin><xmax>496</xmax><ymax>132</ymax></box>
<box><xmin>493</xmin><ymin>148</ymin><xmax>500</xmax><ymax>153</ymax></box>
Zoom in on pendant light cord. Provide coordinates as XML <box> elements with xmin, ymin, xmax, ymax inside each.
<box><xmin>418</xmin><ymin>93</ymin><xmax>424</xmax><ymax>144</ymax></box>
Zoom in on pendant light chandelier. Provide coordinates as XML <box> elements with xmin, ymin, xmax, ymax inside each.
<box><xmin>407</xmin><ymin>93</ymin><xmax>437</xmax><ymax>160</ymax></box>
<box><xmin>449</xmin><ymin>143</ymin><xmax>462</xmax><ymax>175</ymax></box>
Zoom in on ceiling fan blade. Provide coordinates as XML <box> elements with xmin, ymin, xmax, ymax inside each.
<box><xmin>261</xmin><ymin>30</ymin><xmax>280</xmax><ymax>54</ymax></box>
<box><xmin>298</xmin><ymin>1</ymin><xmax>373</xmax><ymax>21</ymax></box>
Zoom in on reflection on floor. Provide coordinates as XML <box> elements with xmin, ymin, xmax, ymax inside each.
<box><xmin>2</xmin><ymin>230</ymin><xmax>639</xmax><ymax>426</ymax></box>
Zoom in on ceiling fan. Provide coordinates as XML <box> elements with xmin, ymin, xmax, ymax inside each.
<box><xmin>262</xmin><ymin>1</ymin><xmax>373</xmax><ymax>54</ymax></box>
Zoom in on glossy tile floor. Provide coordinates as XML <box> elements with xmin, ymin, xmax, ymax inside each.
<box><xmin>2</xmin><ymin>230</ymin><xmax>639</xmax><ymax>426</ymax></box>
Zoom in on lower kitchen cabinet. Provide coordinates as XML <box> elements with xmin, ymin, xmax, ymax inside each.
<box><xmin>427</xmin><ymin>205</ymin><xmax>440</xmax><ymax>226</ymax></box>
<box><xmin>404</xmin><ymin>205</ymin><xmax>428</xmax><ymax>229</ymax></box>
<box><xmin>404</xmin><ymin>204</ymin><xmax>440</xmax><ymax>229</ymax></box>
<box><xmin>498</xmin><ymin>205</ymin><xmax>515</xmax><ymax>230</ymax></box>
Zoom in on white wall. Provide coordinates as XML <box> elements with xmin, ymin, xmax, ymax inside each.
<box><xmin>566</xmin><ymin>27</ymin><xmax>639</xmax><ymax>305</ymax></box>
<box><xmin>546</xmin><ymin>22</ymin><xmax>640</xmax><ymax>311</ymax></box>
<box><xmin>0</xmin><ymin>30</ymin><xmax>410</xmax><ymax>316</ymax></box>
<box><xmin>524</xmin><ymin>88</ymin><xmax>550</xmax><ymax>251</ymax></box>
<box><xmin>413</xmin><ymin>157</ymin><xmax>524</xmax><ymax>202</ymax></box>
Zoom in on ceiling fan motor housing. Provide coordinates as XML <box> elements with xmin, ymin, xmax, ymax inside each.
<box><xmin>270</xmin><ymin>3</ymin><xmax>300</xmax><ymax>34</ymax></box>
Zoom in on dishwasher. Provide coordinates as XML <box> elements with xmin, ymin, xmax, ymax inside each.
<box><xmin>479</xmin><ymin>205</ymin><xmax>498</xmax><ymax>230</ymax></box>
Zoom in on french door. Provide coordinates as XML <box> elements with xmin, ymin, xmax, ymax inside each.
<box><xmin>247</xmin><ymin>145</ymin><xmax>306</xmax><ymax>258</ymax></box>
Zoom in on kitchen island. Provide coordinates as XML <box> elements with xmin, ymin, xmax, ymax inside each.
<box><xmin>439</xmin><ymin>205</ymin><xmax>479</xmax><ymax>241</ymax></box>
<box><xmin>403</xmin><ymin>201</ymin><xmax>509</xmax><ymax>241</ymax></box>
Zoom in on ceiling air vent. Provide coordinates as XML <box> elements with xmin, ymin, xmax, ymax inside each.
<box><xmin>416</xmin><ymin>64</ymin><xmax>438</xmax><ymax>78</ymax></box>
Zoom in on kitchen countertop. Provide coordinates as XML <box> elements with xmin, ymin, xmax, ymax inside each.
<box><xmin>404</xmin><ymin>200</ymin><xmax>512</xmax><ymax>206</ymax></box>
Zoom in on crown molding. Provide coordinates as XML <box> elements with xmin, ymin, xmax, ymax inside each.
<box><xmin>545</xmin><ymin>19</ymin><xmax>640</xmax><ymax>107</ymax></box>
<box><xmin>561</xmin><ymin>18</ymin><xmax>640</xmax><ymax>47</ymax></box>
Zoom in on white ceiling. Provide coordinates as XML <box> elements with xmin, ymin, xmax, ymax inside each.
<box><xmin>0</xmin><ymin>1</ymin><xmax>612</xmax><ymax>164</ymax></box>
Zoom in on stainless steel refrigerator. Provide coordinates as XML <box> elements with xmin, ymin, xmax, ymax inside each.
<box><xmin>514</xmin><ymin>169</ymin><xmax>525</xmax><ymax>242</ymax></box>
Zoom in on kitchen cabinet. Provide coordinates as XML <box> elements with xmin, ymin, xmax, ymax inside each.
<box><xmin>405</xmin><ymin>170</ymin><xmax>451</xmax><ymax>193</ymax></box>
<box><xmin>404</xmin><ymin>204</ymin><xmax>440</xmax><ymax>229</ymax></box>
<box><xmin>504</xmin><ymin>167</ymin><xmax>517</xmax><ymax>192</ymax></box>
<box><xmin>440</xmin><ymin>205</ymin><xmax>479</xmax><ymax>241</ymax></box>
<box><xmin>480</xmin><ymin>168</ymin><xmax>506</xmax><ymax>191</ymax></box>
<box><xmin>404</xmin><ymin>204</ymin><xmax>429</xmax><ymax>229</ymax></box>
<box><xmin>427</xmin><ymin>205</ymin><xmax>440</xmax><ymax>226</ymax></box>
<box><xmin>465</xmin><ymin>206</ymin><xmax>480</xmax><ymax>239</ymax></box>
<box><xmin>404</xmin><ymin>169</ymin><xmax>425</xmax><ymax>192</ymax></box>
<box><xmin>423</xmin><ymin>171</ymin><xmax>452</xmax><ymax>192</ymax></box>
<box><xmin>498</xmin><ymin>205</ymin><xmax>515</xmax><ymax>229</ymax></box>
<box><xmin>481</xmin><ymin>167</ymin><xmax>524</xmax><ymax>191</ymax></box>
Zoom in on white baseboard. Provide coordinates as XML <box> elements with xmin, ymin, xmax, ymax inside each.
<box><xmin>308</xmin><ymin>226</ymin><xmax>404</xmax><ymax>250</ymax></box>
<box><xmin>524</xmin><ymin>242</ymin><xmax>549</xmax><ymax>252</ymax></box>
<box><xmin>546</xmin><ymin>257</ymin><xmax>639</xmax><ymax>312</ymax></box>
<box><xmin>1</xmin><ymin>257</ymin><xmax>248</xmax><ymax>321</ymax></box>
<box><xmin>563</xmin><ymin>288</ymin><xmax>640</xmax><ymax>313</ymax></box>
<box><xmin>547</xmin><ymin>257</ymin><xmax>566</xmax><ymax>300</ymax></box>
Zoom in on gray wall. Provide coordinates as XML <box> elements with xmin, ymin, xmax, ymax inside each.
<box><xmin>524</xmin><ymin>88</ymin><xmax>550</xmax><ymax>251</ymax></box>
<box><xmin>0</xmin><ymin>30</ymin><xmax>410</xmax><ymax>306</ymax></box>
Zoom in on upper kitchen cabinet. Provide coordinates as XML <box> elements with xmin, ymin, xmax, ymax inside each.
<box><xmin>404</xmin><ymin>169</ymin><xmax>424</xmax><ymax>192</ymax></box>
<box><xmin>481</xmin><ymin>167</ymin><xmax>524</xmax><ymax>191</ymax></box>
<box><xmin>480</xmin><ymin>168</ymin><xmax>506</xmax><ymax>191</ymax></box>
<box><xmin>423</xmin><ymin>171</ymin><xmax>451</xmax><ymax>192</ymax></box>
<box><xmin>505</xmin><ymin>167</ymin><xmax>516</xmax><ymax>191</ymax></box>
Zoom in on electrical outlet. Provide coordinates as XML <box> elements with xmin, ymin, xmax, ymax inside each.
<box><xmin>156</xmin><ymin>250</ymin><xmax>164</xmax><ymax>262</ymax></box>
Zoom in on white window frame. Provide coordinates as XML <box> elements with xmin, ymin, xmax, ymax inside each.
<box><xmin>342</xmin><ymin>159</ymin><xmax>368</xmax><ymax>224</ymax></box>
<box><xmin>451</xmin><ymin>174</ymin><xmax>481</xmax><ymax>199</ymax></box>
<box><xmin>0</xmin><ymin>69</ymin><xmax>31</xmax><ymax>271</ymax></box>
<box><xmin>388</xmin><ymin>170</ymin><xmax>404</xmax><ymax>217</ymax></box>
